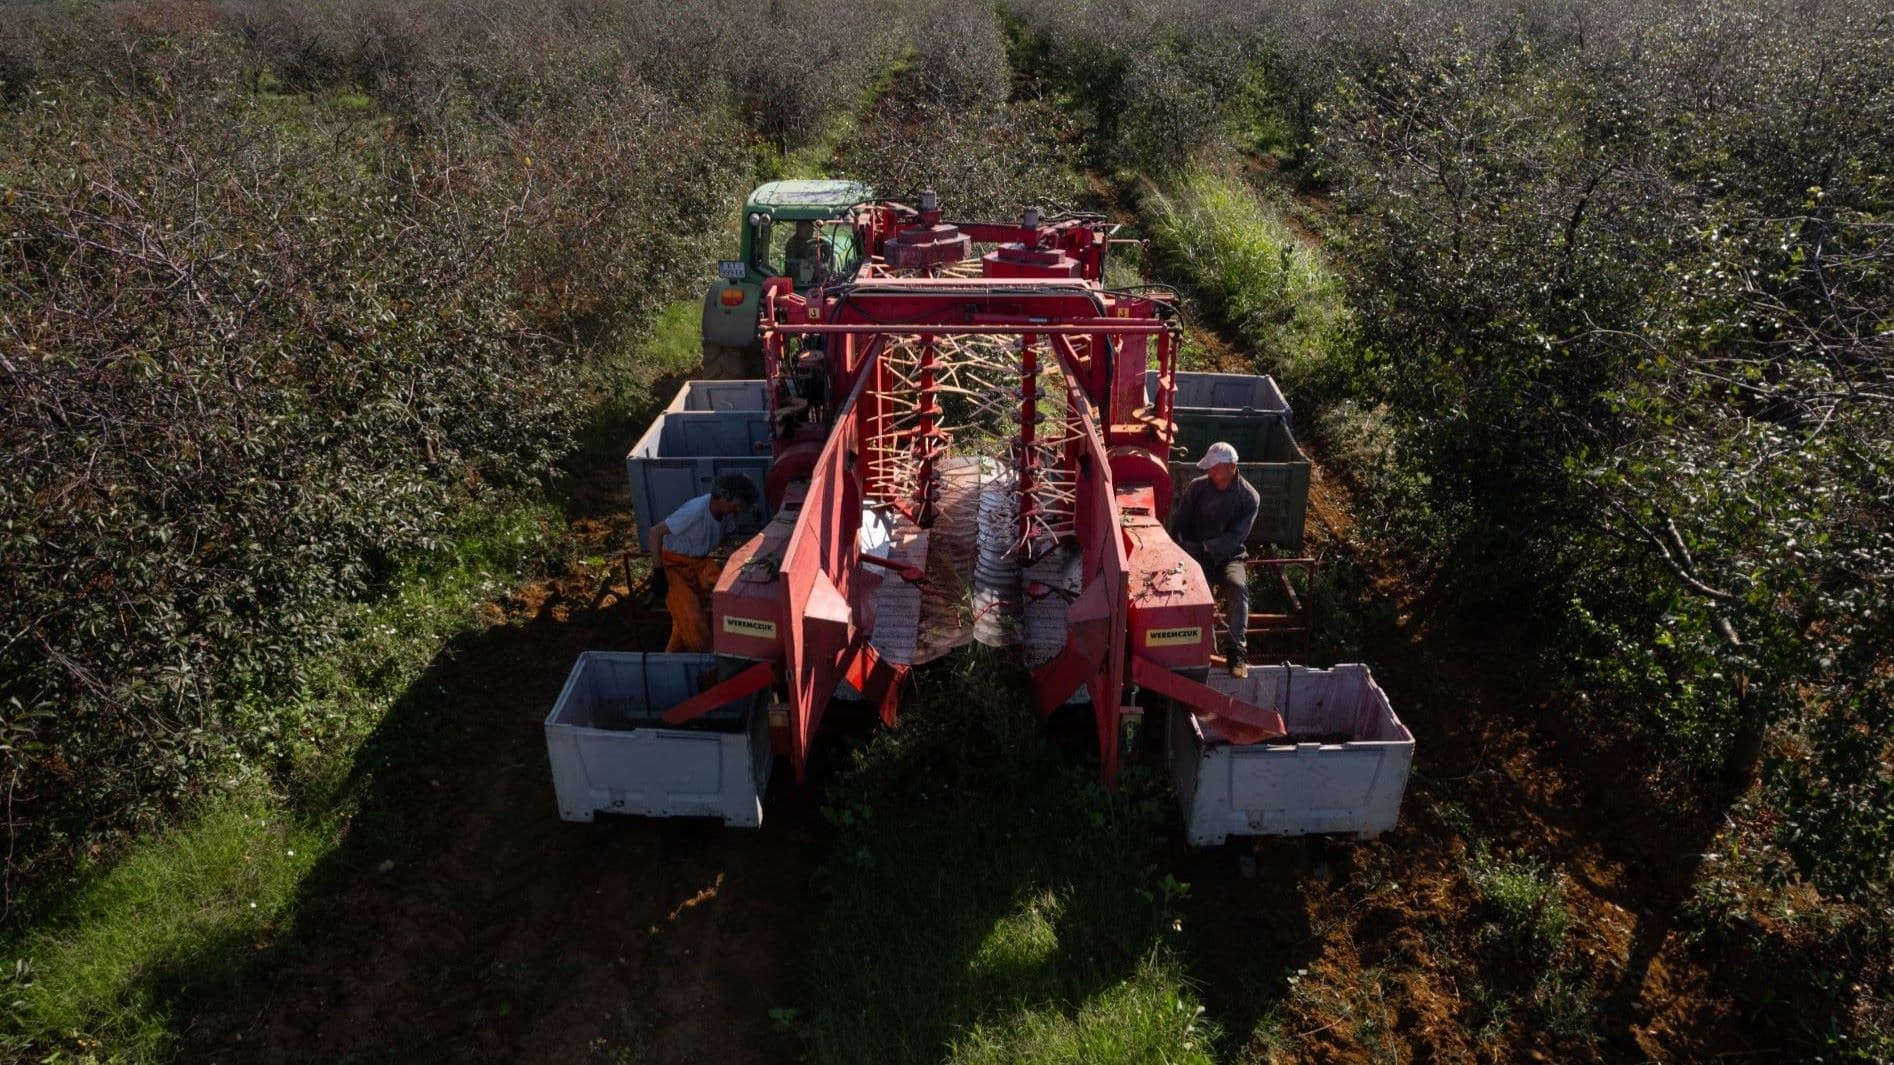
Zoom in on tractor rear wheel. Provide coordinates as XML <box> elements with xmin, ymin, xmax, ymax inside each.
<box><xmin>701</xmin><ymin>343</ymin><xmax>763</xmax><ymax>379</ymax></box>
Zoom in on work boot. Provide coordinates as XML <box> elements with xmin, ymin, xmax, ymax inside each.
<box><xmin>1229</xmin><ymin>659</ymin><xmax>1249</xmax><ymax>679</ymax></box>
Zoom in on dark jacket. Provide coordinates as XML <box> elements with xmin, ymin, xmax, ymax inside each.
<box><xmin>1169</xmin><ymin>474</ymin><xmax>1259</xmax><ymax>567</ymax></box>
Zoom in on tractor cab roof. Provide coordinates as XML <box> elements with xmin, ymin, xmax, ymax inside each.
<box><xmin>745</xmin><ymin>179</ymin><xmax>872</xmax><ymax>221</ymax></box>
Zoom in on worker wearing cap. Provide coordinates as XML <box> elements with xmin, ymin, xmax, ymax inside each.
<box><xmin>1169</xmin><ymin>441</ymin><xmax>1260</xmax><ymax>678</ymax></box>
<box><xmin>648</xmin><ymin>474</ymin><xmax>759</xmax><ymax>652</ymax></box>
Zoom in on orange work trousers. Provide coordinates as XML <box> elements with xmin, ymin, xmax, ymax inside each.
<box><xmin>661</xmin><ymin>550</ymin><xmax>724</xmax><ymax>652</ymax></box>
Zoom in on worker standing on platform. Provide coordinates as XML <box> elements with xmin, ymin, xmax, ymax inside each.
<box><xmin>1169</xmin><ymin>441</ymin><xmax>1260</xmax><ymax>679</ymax></box>
<box><xmin>649</xmin><ymin>475</ymin><xmax>759</xmax><ymax>652</ymax></box>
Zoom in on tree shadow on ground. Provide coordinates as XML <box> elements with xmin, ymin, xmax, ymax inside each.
<box><xmin>1173</xmin><ymin>837</ymin><xmax>1323</xmax><ymax>1057</ymax></box>
<box><xmin>1363</xmin><ymin>578</ymin><xmax>1747</xmax><ymax>1061</ymax></box>
<box><xmin>178</xmin><ymin>576</ymin><xmax>824</xmax><ymax>1065</ymax></box>
<box><xmin>800</xmin><ymin>654</ymin><xmax>1217</xmax><ymax>1065</ymax></box>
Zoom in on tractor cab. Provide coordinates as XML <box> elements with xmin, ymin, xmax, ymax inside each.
<box><xmin>701</xmin><ymin>179</ymin><xmax>872</xmax><ymax>377</ymax></box>
<box><xmin>749</xmin><ymin>212</ymin><xmax>861</xmax><ymax>287</ymax></box>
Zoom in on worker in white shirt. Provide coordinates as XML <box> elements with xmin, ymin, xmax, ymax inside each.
<box><xmin>648</xmin><ymin>475</ymin><xmax>759</xmax><ymax>652</ymax></box>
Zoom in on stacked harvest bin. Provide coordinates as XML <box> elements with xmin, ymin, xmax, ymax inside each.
<box><xmin>624</xmin><ymin>380</ymin><xmax>774</xmax><ymax>548</ymax></box>
<box><xmin>1148</xmin><ymin>371</ymin><xmax>1311</xmax><ymax>549</ymax></box>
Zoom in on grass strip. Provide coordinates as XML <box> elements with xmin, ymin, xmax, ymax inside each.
<box><xmin>1141</xmin><ymin>166</ymin><xmax>1350</xmax><ymax>394</ymax></box>
<box><xmin>0</xmin><ymin>502</ymin><xmax>555</xmax><ymax>1061</ymax></box>
<box><xmin>802</xmin><ymin>648</ymin><xmax>1218</xmax><ymax>1064</ymax></box>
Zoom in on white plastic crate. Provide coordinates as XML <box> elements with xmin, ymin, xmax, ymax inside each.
<box><xmin>545</xmin><ymin>652</ymin><xmax>772</xmax><ymax>827</ymax></box>
<box><xmin>1167</xmin><ymin>663</ymin><xmax>1412</xmax><ymax>844</ymax></box>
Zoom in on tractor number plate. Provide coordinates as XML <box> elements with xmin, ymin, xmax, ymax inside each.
<box><xmin>717</xmin><ymin>260</ymin><xmax>747</xmax><ymax>281</ymax></box>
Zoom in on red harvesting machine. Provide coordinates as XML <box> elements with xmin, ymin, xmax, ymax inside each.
<box><xmin>544</xmin><ymin>193</ymin><xmax>1414</xmax><ymax>846</ymax></box>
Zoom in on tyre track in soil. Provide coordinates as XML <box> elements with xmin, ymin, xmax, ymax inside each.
<box><xmin>1090</xmin><ymin>170</ymin><xmax>1754</xmax><ymax>1062</ymax></box>
<box><xmin>182</xmin><ymin>456</ymin><xmax>825</xmax><ymax>1065</ymax></box>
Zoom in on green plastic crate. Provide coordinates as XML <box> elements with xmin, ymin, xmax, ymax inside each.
<box><xmin>1167</xmin><ymin>419</ymin><xmax>1310</xmax><ymax>550</ymax></box>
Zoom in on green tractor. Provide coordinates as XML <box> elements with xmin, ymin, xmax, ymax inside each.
<box><xmin>700</xmin><ymin>179</ymin><xmax>873</xmax><ymax>378</ymax></box>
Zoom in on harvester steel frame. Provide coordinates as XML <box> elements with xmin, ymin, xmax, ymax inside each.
<box><xmin>667</xmin><ymin>195</ymin><xmax>1303</xmax><ymax>789</ymax></box>
<box><xmin>554</xmin><ymin>189</ymin><xmax>1416</xmax><ymax>844</ymax></box>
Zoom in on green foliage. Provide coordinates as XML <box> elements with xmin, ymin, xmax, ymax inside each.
<box><xmin>998</xmin><ymin>0</ymin><xmax>1264</xmax><ymax>174</ymax></box>
<box><xmin>839</xmin><ymin>97</ymin><xmax>1081</xmax><ymax>218</ymax></box>
<box><xmin>913</xmin><ymin>0</ymin><xmax>1012</xmax><ymax>112</ymax></box>
<box><xmin>1302</xmin><ymin>1</ymin><xmax>1894</xmax><ymax>820</ymax></box>
<box><xmin>0</xmin><ymin>0</ymin><xmax>912</xmax><ymax>898</ymax></box>
<box><xmin>1300</xmin><ymin>13</ymin><xmax>1890</xmax><ymax>1040</ymax></box>
<box><xmin>0</xmin><ymin>496</ymin><xmax>556</xmax><ymax>1062</ymax></box>
<box><xmin>1225</xmin><ymin>66</ymin><xmax>1297</xmax><ymax>159</ymax></box>
<box><xmin>1463</xmin><ymin>846</ymin><xmax>1599</xmax><ymax>1042</ymax></box>
<box><xmin>3</xmin><ymin>80</ymin><xmax>572</xmax><ymax>880</ymax></box>
<box><xmin>1022</xmin><ymin>0</ymin><xmax>1894</xmax><ymax>949</ymax></box>
<box><xmin>778</xmin><ymin>47</ymin><xmax>914</xmax><ymax>183</ymax></box>
<box><xmin>1466</xmin><ymin>847</ymin><xmax>1569</xmax><ymax>966</ymax></box>
<box><xmin>632</xmin><ymin>300</ymin><xmax>720</xmax><ymax>387</ymax></box>
<box><xmin>1004</xmin><ymin>1</ymin><xmax>1893</xmax><ymax>1050</ymax></box>
<box><xmin>1565</xmin><ymin>594</ymin><xmax>1746</xmax><ymax>782</ymax></box>
<box><xmin>948</xmin><ymin>970</ymin><xmax>1217</xmax><ymax>1065</ymax></box>
<box><xmin>726</xmin><ymin>0</ymin><xmax>908</xmax><ymax>153</ymax></box>
<box><xmin>1771</xmin><ymin>677</ymin><xmax>1894</xmax><ymax>910</ymax></box>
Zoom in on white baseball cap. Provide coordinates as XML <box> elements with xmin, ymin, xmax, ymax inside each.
<box><xmin>1196</xmin><ymin>441</ymin><xmax>1240</xmax><ymax>469</ymax></box>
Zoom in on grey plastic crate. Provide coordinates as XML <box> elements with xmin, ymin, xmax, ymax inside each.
<box><xmin>664</xmin><ymin>379</ymin><xmax>770</xmax><ymax>413</ymax></box>
<box><xmin>545</xmin><ymin>651</ymin><xmax>772</xmax><ymax>826</ymax></box>
<box><xmin>1167</xmin><ymin>419</ymin><xmax>1311</xmax><ymax>549</ymax></box>
<box><xmin>1147</xmin><ymin>370</ymin><xmax>1292</xmax><ymax>422</ymax></box>
<box><xmin>1167</xmin><ymin>663</ymin><xmax>1412</xmax><ymax>845</ymax></box>
<box><xmin>626</xmin><ymin>409</ymin><xmax>773</xmax><ymax>547</ymax></box>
